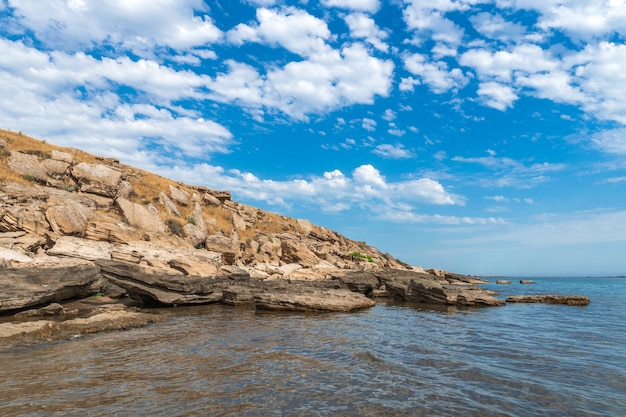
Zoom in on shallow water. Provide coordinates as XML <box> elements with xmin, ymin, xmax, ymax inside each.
<box><xmin>1</xmin><ymin>277</ymin><xmax>625</xmax><ymax>416</ymax></box>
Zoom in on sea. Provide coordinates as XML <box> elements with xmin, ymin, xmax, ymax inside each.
<box><xmin>1</xmin><ymin>277</ymin><xmax>625</xmax><ymax>417</ymax></box>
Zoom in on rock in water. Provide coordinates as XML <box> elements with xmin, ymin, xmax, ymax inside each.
<box><xmin>506</xmin><ymin>295</ymin><xmax>590</xmax><ymax>306</ymax></box>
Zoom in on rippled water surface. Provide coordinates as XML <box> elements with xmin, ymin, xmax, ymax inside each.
<box><xmin>1</xmin><ymin>277</ymin><xmax>625</xmax><ymax>416</ymax></box>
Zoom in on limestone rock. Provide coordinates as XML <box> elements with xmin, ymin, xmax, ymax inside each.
<box><xmin>116</xmin><ymin>180</ymin><xmax>134</xmax><ymax>200</ymax></box>
<box><xmin>506</xmin><ymin>295</ymin><xmax>590</xmax><ymax>306</ymax></box>
<box><xmin>71</xmin><ymin>162</ymin><xmax>122</xmax><ymax>197</ymax></box>
<box><xmin>280</xmin><ymin>238</ymin><xmax>320</xmax><ymax>267</ymax></box>
<box><xmin>203</xmin><ymin>193</ymin><xmax>221</xmax><ymax>206</ymax></box>
<box><xmin>520</xmin><ymin>280</ymin><xmax>536</xmax><ymax>284</ymax></box>
<box><xmin>0</xmin><ymin>204</ymin><xmax>50</xmax><ymax>235</ymax></box>
<box><xmin>50</xmin><ymin>150</ymin><xmax>73</xmax><ymax>163</ymax></box>
<box><xmin>41</xmin><ymin>158</ymin><xmax>70</xmax><ymax>177</ymax></box>
<box><xmin>14</xmin><ymin>303</ymin><xmax>66</xmax><ymax>318</ymax></box>
<box><xmin>85</xmin><ymin>217</ymin><xmax>142</xmax><ymax>243</ymax></box>
<box><xmin>0</xmin><ymin>257</ymin><xmax>103</xmax><ymax>312</ymax></box>
<box><xmin>254</xmin><ymin>287</ymin><xmax>375</xmax><ymax>312</ymax></box>
<box><xmin>159</xmin><ymin>192</ymin><xmax>181</xmax><ymax>217</ymax></box>
<box><xmin>0</xmin><ymin>247</ymin><xmax>33</xmax><ymax>263</ymax></box>
<box><xmin>116</xmin><ymin>197</ymin><xmax>165</xmax><ymax>233</ymax></box>
<box><xmin>8</xmin><ymin>151</ymin><xmax>48</xmax><ymax>183</ymax></box>
<box><xmin>169</xmin><ymin>185</ymin><xmax>190</xmax><ymax>206</ymax></box>
<box><xmin>496</xmin><ymin>280</ymin><xmax>512</xmax><ymax>284</ymax></box>
<box><xmin>97</xmin><ymin>259</ymin><xmax>224</xmax><ymax>306</ymax></box>
<box><xmin>47</xmin><ymin>236</ymin><xmax>112</xmax><ymax>261</ymax></box>
<box><xmin>183</xmin><ymin>223</ymin><xmax>207</xmax><ymax>248</ymax></box>
<box><xmin>45</xmin><ymin>200</ymin><xmax>93</xmax><ymax>236</ymax></box>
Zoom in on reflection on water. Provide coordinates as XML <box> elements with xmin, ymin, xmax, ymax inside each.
<box><xmin>1</xmin><ymin>278</ymin><xmax>625</xmax><ymax>416</ymax></box>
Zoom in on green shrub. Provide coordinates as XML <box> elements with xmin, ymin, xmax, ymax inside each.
<box><xmin>188</xmin><ymin>216</ymin><xmax>197</xmax><ymax>225</ymax></box>
<box><xmin>349</xmin><ymin>251</ymin><xmax>374</xmax><ymax>262</ymax></box>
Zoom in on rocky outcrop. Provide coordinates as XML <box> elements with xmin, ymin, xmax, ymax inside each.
<box><xmin>45</xmin><ymin>200</ymin><xmax>93</xmax><ymax>236</ymax></box>
<box><xmin>8</xmin><ymin>151</ymin><xmax>49</xmax><ymax>183</ymax></box>
<box><xmin>506</xmin><ymin>295</ymin><xmax>590</xmax><ymax>306</ymax></box>
<box><xmin>116</xmin><ymin>198</ymin><xmax>165</xmax><ymax>233</ymax></box>
<box><xmin>254</xmin><ymin>286</ymin><xmax>376</xmax><ymax>312</ymax></box>
<box><xmin>0</xmin><ymin>256</ymin><xmax>104</xmax><ymax>312</ymax></box>
<box><xmin>71</xmin><ymin>162</ymin><xmax>122</xmax><ymax>197</ymax></box>
<box><xmin>496</xmin><ymin>280</ymin><xmax>512</xmax><ymax>284</ymax></box>
<box><xmin>377</xmin><ymin>269</ymin><xmax>505</xmax><ymax>307</ymax></box>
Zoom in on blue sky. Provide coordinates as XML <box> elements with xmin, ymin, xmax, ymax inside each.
<box><xmin>1</xmin><ymin>0</ymin><xmax>626</xmax><ymax>276</ymax></box>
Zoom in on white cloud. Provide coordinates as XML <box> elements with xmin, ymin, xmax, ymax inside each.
<box><xmin>227</xmin><ymin>7</ymin><xmax>330</xmax><ymax>57</ymax></box>
<box><xmin>362</xmin><ymin>118</ymin><xmax>377</xmax><ymax>131</ymax></box>
<box><xmin>320</xmin><ymin>0</ymin><xmax>380</xmax><ymax>13</ymax></box>
<box><xmin>161</xmin><ymin>163</ymin><xmax>464</xmax><ymax>217</ymax></box>
<box><xmin>477</xmin><ymin>81</ymin><xmax>518</xmax><ymax>111</ymax></box>
<box><xmin>344</xmin><ymin>12</ymin><xmax>389</xmax><ymax>52</ymax></box>
<box><xmin>403</xmin><ymin>0</ymin><xmax>469</xmax><ymax>48</ymax></box>
<box><xmin>373</xmin><ymin>144</ymin><xmax>414</xmax><ymax>159</ymax></box>
<box><xmin>591</xmin><ymin>128</ymin><xmax>626</xmax><ymax>155</ymax></box>
<box><xmin>470</xmin><ymin>12</ymin><xmax>527</xmax><ymax>43</ymax></box>
<box><xmin>7</xmin><ymin>0</ymin><xmax>222</xmax><ymax>54</ymax></box>
<box><xmin>404</xmin><ymin>54</ymin><xmax>469</xmax><ymax>94</ymax></box>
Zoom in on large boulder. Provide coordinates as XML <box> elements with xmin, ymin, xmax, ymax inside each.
<box><xmin>0</xmin><ymin>204</ymin><xmax>50</xmax><ymax>235</ymax></box>
<box><xmin>97</xmin><ymin>259</ymin><xmax>224</xmax><ymax>306</ymax></box>
<box><xmin>45</xmin><ymin>200</ymin><xmax>93</xmax><ymax>236</ymax></box>
<box><xmin>280</xmin><ymin>238</ymin><xmax>320</xmax><ymax>267</ymax></box>
<box><xmin>8</xmin><ymin>151</ymin><xmax>49</xmax><ymax>183</ymax></box>
<box><xmin>71</xmin><ymin>162</ymin><xmax>122</xmax><ymax>197</ymax></box>
<box><xmin>116</xmin><ymin>198</ymin><xmax>166</xmax><ymax>233</ymax></box>
<box><xmin>169</xmin><ymin>185</ymin><xmax>190</xmax><ymax>206</ymax></box>
<box><xmin>159</xmin><ymin>192</ymin><xmax>181</xmax><ymax>217</ymax></box>
<box><xmin>0</xmin><ymin>257</ymin><xmax>104</xmax><ymax>312</ymax></box>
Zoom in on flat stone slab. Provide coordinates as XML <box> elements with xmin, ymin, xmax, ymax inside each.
<box><xmin>506</xmin><ymin>295</ymin><xmax>590</xmax><ymax>306</ymax></box>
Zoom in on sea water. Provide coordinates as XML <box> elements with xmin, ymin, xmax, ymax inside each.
<box><xmin>1</xmin><ymin>277</ymin><xmax>625</xmax><ymax>416</ymax></box>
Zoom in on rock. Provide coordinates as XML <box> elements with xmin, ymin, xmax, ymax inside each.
<box><xmin>280</xmin><ymin>238</ymin><xmax>320</xmax><ymax>267</ymax></box>
<box><xmin>169</xmin><ymin>257</ymin><xmax>218</xmax><ymax>276</ymax></box>
<box><xmin>0</xmin><ymin>204</ymin><xmax>50</xmax><ymax>235</ymax></box>
<box><xmin>520</xmin><ymin>280</ymin><xmax>535</xmax><ymax>284</ymax></box>
<box><xmin>51</xmin><ymin>150</ymin><xmax>73</xmax><ymax>163</ymax></box>
<box><xmin>169</xmin><ymin>185</ymin><xmax>190</xmax><ymax>206</ymax></box>
<box><xmin>183</xmin><ymin>223</ymin><xmax>207</xmax><ymax>248</ymax></box>
<box><xmin>377</xmin><ymin>269</ymin><xmax>504</xmax><ymax>307</ymax></box>
<box><xmin>71</xmin><ymin>162</ymin><xmax>122</xmax><ymax>197</ymax></box>
<box><xmin>159</xmin><ymin>192</ymin><xmax>181</xmax><ymax>217</ymax></box>
<box><xmin>0</xmin><ymin>257</ymin><xmax>104</xmax><ymax>312</ymax></box>
<box><xmin>254</xmin><ymin>287</ymin><xmax>376</xmax><ymax>312</ymax></box>
<box><xmin>0</xmin><ymin>309</ymin><xmax>163</xmax><ymax>346</ymax></box>
<box><xmin>506</xmin><ymin>295</ymin><xmax>590</xmax><ymax>306</ymax></box>
<box><xmin>222</xmin><ymin>285</ymin><xmax>256</xmax><ymax>305</ymax></box>
<box><xmin>205</xmin><ymin>234</ymin><xmax>239</xmax><ymax>264</ymax></box>
<box><xmin>41</xmin><ymin>158</ymin><xmax>70</xmax><ymax>177</ymax></box>
<box><xmin>496</xmin><ymin>280</ymin><xmax>512</xmax><ymax>284</ymax></box>
<box><xmin>408</xmin><ymin>279</ymin><xmax>505</xmax><ymax>306</ymax></box>
<box><xmin>203</xmin><ymin>193</ymin><xmax>221</xmax><ymax>206</ymax></box>
<box><xmin>232</xmin><ymin>213</ymin><xmax>247</xmax><ymax>230</ymax></box>
<box><xmin>97</xmin><ymin>260</ymin><xmax>224</xmax><ymax>306</ymax></box>
<box><xmin>0</xmin><ymin>247</ymin><xmax>34</xmax><ymax>263</ymax></box>
<box><xmin>0</xmin><ymin>233</ymin><xmax>45</xmax><ymax>254</ymax></box>
<box><xmin>116</xmin><ymin>180</ymin><xmax>134</xmax><ymax>200</ymax></box>
<box><xmin>116</xmin><ymin>197</ymin><xmax>166</xmax><ymax>233</ymax></box>
<box><xmin>47</xmin><ymin>236</ymin><xmax>112</xmax><ymax>261</ymax></box>
<box><xmin>334</xmin><ymin>271</ymin><xmax>379</xmax><ymax>296</ymax></box>
<box><xmin>8</xmin><ymin>151</ymin><xmax>49</xmax><ymax>183</ymax></box>
<box><xmin>14</xmin><ymin>303</ymin><xmax>66</xmax><ymax>318</ymax></box>
<box><xmin>45</xmin><ymin>200</ymin><xmax>93</xmax><ymax>236</ymax></box>
<box><xmin>85</xmin><ymin>216</ymin><xmax>142</xmax><ymax>243</ymax></box>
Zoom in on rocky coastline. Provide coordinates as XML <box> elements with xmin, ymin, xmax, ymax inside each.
<box><xmin>0</xmin><ymin>130</ymin><xmax>588</xmax><ymax>347</ymax></box>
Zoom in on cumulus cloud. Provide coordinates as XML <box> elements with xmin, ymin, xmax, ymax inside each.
<box><xmin>344</xmin><ymin>12</ymin><xmax>389</xmax><ymax>52</ymax></box>
<box><xmin>320</xmin><ymin>0</ymin><xmax>380</xmax><ymax>13</ymax></box>
<box><xmin>404</xmin><ymin>54</ymin><xmax>469</xmax><ymax>93</ymax></box>
<box><xmin>477</xmin><ymin>82</ymin><xmax>518</xmax><ymax>111</ymax></box>
<box><xmin>227</xmin><ymin>7</ymin><xmax>330</xmax><ymax>57</ymax></box>
<box><xmin>591</xmin><ymin>128</ymin><xmax>626</xmax><ymax>155</ymax></box>
<box><xmin>160</xmin><ymin>163</ymin><xmax>464</xmax><ymax>217</ymax></box>
<box><xmin>7</xmin><ymin>0</ymin><xmax>222</xmax><ymax>54</ymax></box>
<box><xmin>207</xmin><ymin>43</ymin><xmax>393</xmax><ymax>120</ymax></box>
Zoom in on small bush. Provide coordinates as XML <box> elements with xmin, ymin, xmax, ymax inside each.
<box><xmin>167</xmin><ymin>218</ymin><xmax>184</xmax><ymax>236</ymax></box>
<box><xmin>349</xmin><ymin>251</ymin><xmax>374</xmax><ymax>262</ymax></box>
<box><xmin>188</xmin><ymin>216</ymin><xmax>197</xmax><ymax>226</ymax></box>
